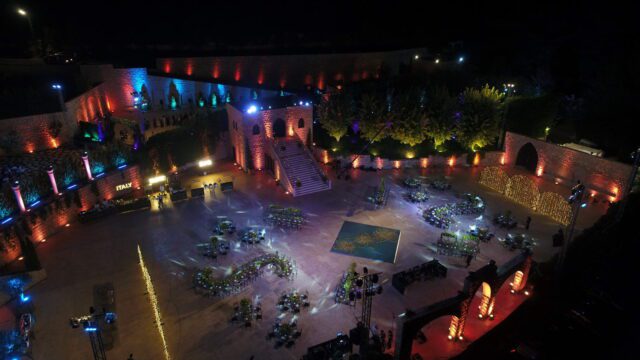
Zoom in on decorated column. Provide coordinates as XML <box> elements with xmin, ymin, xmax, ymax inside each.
<box><xmin>11</xmin><ymin>181</ymin><xmax>26</xmax><ymax>213</ymax></box>
<box><xmin>82</xmin><ymin>151</ymin><xmax>94</xmax><ymax>180</ymax></box>
<box><xmin>47</xmin><ymin>165</ymin><xmax>59</xmax><ymax>195</ymax></box>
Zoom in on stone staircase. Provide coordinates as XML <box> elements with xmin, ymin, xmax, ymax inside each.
<box><xmin>272</xmin><ymin>138</ymin><xmax>331</xmax><ymax>196</ymax></box>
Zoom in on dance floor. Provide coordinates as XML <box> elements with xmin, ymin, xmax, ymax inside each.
<box><xmin>331</xmin><ymin>221</ymin><xmax>401</xmax><ymax>263</ymax></box>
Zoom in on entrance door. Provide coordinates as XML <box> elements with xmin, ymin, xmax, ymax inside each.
<box><xmin>515</xmin><ymin>143</ymin><xmax>538</xmax><ymax>173</ymax></box>
<box><xmin>273</xmin><ymin>118</ymin><xmax>286</xmax><ymax>138</ymax></box>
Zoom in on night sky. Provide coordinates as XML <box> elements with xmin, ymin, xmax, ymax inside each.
<box><xmin>1</xmin><ymin>0</ymin><xmax>638</xmax><ymax>157</ymax></box>
<box><xmin>2</xmin><ymin>1</ymin><xmax>635</xmax><ymax>61</ymax></box>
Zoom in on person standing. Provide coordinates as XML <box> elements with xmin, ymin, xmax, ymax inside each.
<box><xmin>525</xmin><ymin>216</ymin><xmax>532</xmax><ymax>230</ymax></box>
<box><xmin>127</xmin><ymin>354</ymin><xmax>135</xmax><ymax>360</ymax></box>
<box><xmin>465</xmin><ymin>253</ymin><xmax>473</xmax><ymax>268</ymax></box>
<box><xmin>387</xmin><ymin>329</ymin><xmax>393</xmax><ymax>349</ymax></box>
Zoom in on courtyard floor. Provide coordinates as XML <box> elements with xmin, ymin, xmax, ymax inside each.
<box><xmin>5</xmin><ymin>161</ymin><xmax>606</xmax><ymax>360</ymax></box>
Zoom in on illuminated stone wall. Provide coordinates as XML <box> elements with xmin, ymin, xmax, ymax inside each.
<box><xmin>505</xmin><ymin>132</ymin><xmax>633</xmax><ymax>199</ymax></box>
<box><xmin>156</xmin><ymin>48</ymin><xmax>425</xmax><ymax>91</ymax></box>
<box><xmin>0</xmin><ymin>165</ymin><xmax>142</xmax><ymax>267</ymax></box>
<box><xmin>227</xmin><ymin>104</ymin><xmax>312</xmax><ymax>172</ymax></box>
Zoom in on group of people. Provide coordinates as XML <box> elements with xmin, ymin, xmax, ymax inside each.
<box><xmin>371</xmin><ymin>325</ymin><xmax>394</xmax><ymax>352</ymax></box>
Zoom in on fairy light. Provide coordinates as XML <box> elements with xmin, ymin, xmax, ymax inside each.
<box><xmin>505</xmin><ymin>175</ymin><xmax>540</xmax><ymax>209</ymax></box>
<box><xmin>479</xmin><ymin>166</ymin><xmax>509</xmax><ymax>193</ymax></box>
<box><xmin>537</xmin><ymin>192</ymin><xmax>571</xmax><ymax>225</ymax></box>
<box><xmin>137</xmin><ymin>245</ymin><xmax>171</xmax><ymax>360</ymax></box>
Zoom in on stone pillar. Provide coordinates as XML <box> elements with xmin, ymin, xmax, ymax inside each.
<box><xmin>82</xmin><ymin>151</ymin><xmax>93</xmax><ymax>180</ymax></box>
<box><xmin>12</xmin><ymin>181</ymin><xmax>26</xmax><ymax>213</ymax></box>
<box><xmin>47</xmin><ymin>165</ymin><xmax>59</xmax><ymax>195</ymax></box>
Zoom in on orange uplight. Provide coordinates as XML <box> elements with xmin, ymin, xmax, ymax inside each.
<box><xmin>448</xmin><ymin>156</ymin><xmax>455</xmax><ymax>167</ymax></box>
<box><xmin>420</xmin><ymin>158</ymin><xmax>428</xmax><ymax>168</ymax></box>
<box><xmin>473</xmin><ymin>153</ymin><xmax>480</xmax><ymax>166</ymax></box>
<box><xmin>536</xmin><ymin>166</ymin><xmax>543</xmax><ymax>177</ymax></box>
<box><xmin>26</xmin><ymin>143</ymin><xmax>34</xmax><ymax>153</ymax></box>
<box><xmin>212</xmin><ymin>63</ymin><xmax>220</xmax><ymax>78</ymax></box>
<box><xmin>288</xmin><ymin>125</ymin><xmax>294</xmax><ymax>136</ymax></box>
<box><xmin>106</xmin><ymin>96</ymin><xmax>112</xmax><ymax>112</ymax></box>
<box><xmin>257</xmin><ymin>67</ymin><xmax>265</xmax><ymax>85</ymax></box>
<box><xmin>376</xmin><ymin>157</ymin><xmax>384</xmax><ymax>169</ymax></box>
<box><xmin>323</xmin><ymin>150</ymin><xmax>329</xmax><ymax>164</ymax></box>
<box><xmin>186</xmin><ymin>62</ymin><xmax>193</xmax><ymax>76</ymax></box>
<box><xmin>394</xmin><ymin>160</ymin><xmax>401</xmax><ymax>169</ymax></box>
<box><xmin>448</xmin><ymin>316</ymin><xmax>460</xmax><ymax>340</ymax></box>
<box><xmin>353</xmin><ymin>157</ymin><xmax>360</xmax><ymax>169</ymax></box>
<box><xmin>234</xmin><ymin>64</ymin><xmax>241</xmax><ymax>81</ymax></box>
<box><xmin>500</xmin><ymin>153</ymin><xmax>506</xmax><ymax>165</ymax></box>
<box><xmin>51</xmin><ymin>138</ymin><xmax>58</xmax><ymax>148</ymax></box>
<box><xmin>511</xmin><ymin>271</ymin><xmax>524</xmax><ymax>293</ymax></box>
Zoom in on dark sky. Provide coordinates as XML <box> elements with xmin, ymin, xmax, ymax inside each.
<box><xmin>2</xmin><ymin>1</ymin><xmax>635</xmax><ymax>58</ymax></box>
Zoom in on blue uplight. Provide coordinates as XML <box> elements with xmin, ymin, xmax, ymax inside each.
<box><xmin>67</xmin><ymin>184</ymin><xmax>78</xmax><ymax>190</ymax></box>
<box><xmin>458</xmin><ymin>56</ymin><xmax>464</xmax><ymax>63</ymax></box>
<box><xmin>20</xmin><ymin>292</ymin><xmax>30</xmax><ymax>303</ymax></box>
<box><xmin>84</xmin><ymin>327</ymin><xmax>98</xmax><ymax>332</ymax></box>
<box><xmin>581</xmin><ymin>203</ymin><xmax>587</xmax><ymax>208</ymax></box>
<box><xmin>1</xmin><ymin>217</ymin><xmax>13</xmax><ymax>225</ymax></box>
<box><xmin>246</xmin><ymin>105</ymin><xmax>258</xmax><ymax>114</ymax></box>
<box><xmin>117</xmin><ymin>164</ymin><xmax>127</xmax><ymax>170</ymax></box>
<box><xmin>95</xmin><ymin>172</ymin><xmax>105</xmax><ymax>178</ymax></box>
<box><xmin>30</xmin><ymin>200</ymin><xmax>41</xmax><ymax>208</ymax></box>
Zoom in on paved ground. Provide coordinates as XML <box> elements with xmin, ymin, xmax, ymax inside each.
<box><xmin>3</xmin><ymin>161</ymin><xmax>606</xmax><ymax>360</ymax></box>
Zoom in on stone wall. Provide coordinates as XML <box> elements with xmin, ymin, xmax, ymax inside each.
<box><xmin>504</xmin><ymin>132</ymin><xmax>632</xmax><ymax>199</ymax></box>
<box><xmin>0</xmin><ymin>82</ymin><xmax>111</xmax><ymax>153</ymax></box>
<box><xmin>228</xmin><ymin>104</ymin><xmax>312</xmax><ymax>171</ymax></box>
<box><xmin>156</xmin><ymin>48</ymin><xmax>425</xmax><ymax>91</ymax></box>
<box><xmin>312</xmin><ymin>148</ymin><xmax>506</xmax><ymax>170</ymax></box>
<box><xmin>0</xmin><ymin>165</ymin><xmax>142</xmax><ymax>267</ymax></box>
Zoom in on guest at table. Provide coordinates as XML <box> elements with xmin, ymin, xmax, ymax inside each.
<box><xmin>465</xmin><ymin>253</ymin><xmax>474</xmax><ymax>268</ymax></box>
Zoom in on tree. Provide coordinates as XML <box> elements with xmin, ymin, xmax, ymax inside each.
<box><xmin>426</xmin><ymin>86</ymin><xmax>456</xmax><ymax>148</ymax></box>
<box><xmin>457</xmin><ymin>85</ymin><xmax>505</xmax><ymax>150</ymax></box>
<box><xmin>357</xmin><ymin>93</ymin><xmax>388</xmax><ymax>142</ymax></box>
<box><xmin>318</xmin><ymin>92</ymin><xmax>353</xmax><ymax>142</ymax></box>
<box><xmin>0</xmin><ymin>129</ymin><xmax>20</xmax><ymax>155</ymax></box>
<box><xmin>389</xmin><ymin>90</ymin><xmax>429</xmax><ymax>147</ymax></box>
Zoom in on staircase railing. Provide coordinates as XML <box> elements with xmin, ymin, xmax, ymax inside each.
<box><xmin>268</xmin><ymin>138</ymin><xmax>295</xmax><ymax>195</ymax></box>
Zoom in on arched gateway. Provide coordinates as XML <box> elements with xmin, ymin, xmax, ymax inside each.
<box><xmin>394</xmin><ymin>250</ymin><xmax>533</xmax><ymax>360</ymax></box>
<box><xmin>515</xmin><ymin>142</ymin><xmax>539</xmax><ymax>173</ymax></box>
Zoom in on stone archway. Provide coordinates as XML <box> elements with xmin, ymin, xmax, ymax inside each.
<box><xmin>515</xmin><ymin>142</ymin><xmax>538</xmax><ymax>173</ymax></box>
<box><xmin>273</xmin><ymin>118</ymin><xmax>286</xmax><ymax>138</ymax></box>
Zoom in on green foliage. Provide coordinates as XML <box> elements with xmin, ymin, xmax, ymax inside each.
<box><xmin>318</xmin><ymin>92</ymin><xmax>353</xmax><ymax>142</ymax></box>
<box><xmin>505</xmin><ymin>94</ymin><xmax>559</xmax><ymax>138</ymax></box>
<box><xmin>0</xmin><ymin>129</ymin><xmax>20</xmax><ymax>155</ymax></box>
<box><xmin>0</xmin><ymin>192</ymin><xmax>15</xmax><ymax>218</ymax></box>
<box><xmin>357</xmin><ymin>93</ymin><xmax>388</xmax><ymax>142</ymax></box>
<box><xmin>457</xmin><ymin>85</ymin><xmax>505</xmax><ymax>150</ymax></box>
<box><xmin>426</xmin><ymin>86</ymin><xmax>456</xmax><ymax>147</ymax></box>
<box><xmin>389</xmin><ymin>89</ymin><xmax>429</xmax><ymax>146</ymax></box>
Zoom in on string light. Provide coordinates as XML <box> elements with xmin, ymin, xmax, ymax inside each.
<box><xmin>138</xmin><ymin>245</ymin><xmax>172</xmax><ymax>360</ymax></box>
<box><xmin>537</xmin><ymin>192</ymin><xmax>571</xmax><ymax>225</ymax></box>
<box><xmin>479</xmin><ymin>166</ymin><xmax>509</xmax><ymax>193</ymax></box>
<box><xmin>480</xmin><ymin>170</ymin><xmax>570</xmax><ymax>225</ymax></box>
<box><xmin>505</xmin><ymin>175</ymin><xmax>540</xmax><ymax>209</ymax></box>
